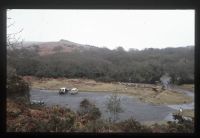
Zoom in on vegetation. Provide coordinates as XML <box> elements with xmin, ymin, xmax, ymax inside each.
<box><xmin>6</xmin><ymin>14</ymin><xmax>194</xmax><ymax>133</ymax></box>
<box><xmin>6</xmin><ymin>34</ymin><xmax>194</xmax><ymax>132</ymax></box>
<box><xmin>7</xmin><ymin>46</ymin><xmax>194</xmax><ymax>85</ymax></box>
<box><xmin>116</xmin><ymin>118</ymin><xmax>152</xmax><ymax>132</ymax></box>
<box><xmin>177</xmin><ymin>84</ymin><xmax>194</xmax><ymax>92</ymax></box>
<box><xmin>105</xmin><ymin>93</ymin><xmax>123</xmax><ymax>122</ymax></box>
<box><xmin>173</xmin><ymin>109</ymin><xmax>194</xmax><ymax>118</ymax></box>
<box><xmin>7</xmin><ymin>98</ymin><xmax>194</xmax><ymax>132</ymax></box>
<box><xmin>7</xmin><ymin>65</ymin><xmax>30</xmax><ymax>102</ymax></box>
<box><xmin>150</xmin><ymin>118</ymin><xmax>194</xmax><ymax>133</ymax></box>
<box><xmin>28</xmin><ymin>77</ymin><xmax>193</xmax><ymax>105</ymax></box>
<box><xmin>7</xmin><ymin>99</ymin><xmax>75</xmax><ymax>132</ymax></box>
<box><xmin>77</xmin><ymin>99</ymin><xmax>101</xmax><ymax>132</ymax></box>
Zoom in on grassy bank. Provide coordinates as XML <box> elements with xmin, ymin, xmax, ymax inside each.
<box><xmin>177</xmin><ymin>84</ymin><xmax>194</xmax><ymax>92</ymax></box>
<box><xmin>23</xmin><ymin>76</ymin><xmax>193</xmax><ymax>105</ymax></box>
<box><xmin>142</xmin><ymin>108</ymin><xmax>194</xmax><ymax>126</ymax></box>
<box><xmin>173</xmin><ymin>109</ymin><xmax>194</xmax><ymax>118</ymax></box>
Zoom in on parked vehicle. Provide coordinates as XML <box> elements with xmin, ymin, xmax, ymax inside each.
<box><xmin>69</xmin><ymin>88</ymin><xmax>78</xmax><ymax>95</ymax></box>
<box><xmin>59</xmin><ymin>87</ymin><xmax>78</xmax><ymax>95</ymax></box>
<box><xmin>59</xmin><ymin>87</ymin><xmax>69</xmax><ymax>95</ymax></box>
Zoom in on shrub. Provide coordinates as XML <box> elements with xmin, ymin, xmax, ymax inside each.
<box><xmin>151</xmin><ymin>119</ymin><xmax>194</xmax><ymax>133</ymax></box>
<box><xmin>77</xmin><ymin>99</ymin><xmax>102</xmax><ymax>132</ymax></box>
<box><xmin>45</xmin><ymin>105</ymin><xmax>76</xmax><ymax>132</ymax></box>
<box><xmin>117</xmin><ymin>118</ymin><xmax>152</xmax><ymax>132</ymax></box>
<box><xmin>166</xmin><ymin>120</ymin><xmax>194</xmax><ymax>133</ymax></box>
<box><xmin>7</xmin><ymin>73</ymin><xmax>30</xmax><ymax>102</ymax></box>
<box><xmin>78</xmin><ymin>99</ymin><xmax>93</xmax><ymax>116</ymax></box>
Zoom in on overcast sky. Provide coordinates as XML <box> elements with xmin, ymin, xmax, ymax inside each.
<box><xmin>7</xmin><ymin>9</ymin><xmax>194</xmax><ymax>50</ymax></box>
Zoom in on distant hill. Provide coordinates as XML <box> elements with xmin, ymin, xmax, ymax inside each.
<box><xmin>17</xmin><ymin>39</ymin><xmax>194</xmax><ymax>56</ymax></box>
<box><xmin>8</xmin><ymin>40</ymin><xmax>194</xmax><ymax>84</ymax></box>
<box><xmin>21</xmin><ymin>39</ymin><xmax>99</xmax><ymax>56</ymax></box>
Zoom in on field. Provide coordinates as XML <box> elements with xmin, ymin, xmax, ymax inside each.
<box><xmin>174</xmin><ymin>109</ymin><xmax>194</xmax><ymax>118</ymax></box>
<box><xmin>24</xmin><ymin>76</ymin><xmax>193</xmax><ymax>105</ymax></box>
<box><xmin>176</xmin><ymin>84</ymin><xmax>194</xmax><ymax>92</ymax></box>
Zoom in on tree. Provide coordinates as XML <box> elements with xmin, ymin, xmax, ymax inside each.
<box><xmin>7</xmin><ymin>10</ymin><xmax>23</xmax><ymax>50</ymax></box>
<box><xmin>8</xmin><ymin>41</ymin><xmax>194</xmax><ymax>84</ymax></box>
<box><xmin>7</xmin><ymin>67</ymin><xmax>30</xmax><ymax>101</ymax></box>
<box><xmin>78</xmin><ymin>99</ymin><xmax>101</xmax><ymax>132</ymax></box>
<box><xmin>6</xmin><ymin>10</ymin><xmax>30</xmax><ymax>102</ymax></box>
<box><xmin>105</xmin><ymin>92</ymin><xmax>123</xmax><ymax>123</ymax></box>
<box><xmin>88</xmin><ymin>106</ymin><xmax>101</xmax><ymax>132</ymax></box>
<box><xmin>79</xmin><ymin>98</ymin><xmax>93</xmax><ymax>115</ymax></box>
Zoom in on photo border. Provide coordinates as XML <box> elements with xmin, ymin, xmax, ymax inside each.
<box><xmin>0</xmin><ymin>0</ymin><xmax>199</xmax><ymax>137</ymax></box>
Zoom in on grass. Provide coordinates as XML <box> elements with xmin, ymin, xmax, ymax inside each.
<box><xmin>25</xmin><ymin>76</ymin><xmax>193</xmax><ymax>105</ymax></box>
<box><xmin>182</xmin><ymin>109</ymin><xmax>194</xmax><ymax>118</ymax></box>
<box><xmin>177</xmin><ymin>84</ymin><xmax>194</xmax><ymax>92</ymax></box>
<box><xmin>142</xmin><ymin>120</ymin><xmax>168</xmax><ymax>127</ymax></box>
<box><xmin>173</xmin><ymin>109</ymin><xmax>194</xmax><ymax>118</ymax></box>
<box><xmin>139</xmin><ymin>89</ymin><xmax>193</xmax><ymax>105</ymax></box>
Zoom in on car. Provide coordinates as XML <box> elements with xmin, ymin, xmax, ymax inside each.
<box><xmin>69</xmin><ymin>88</ymin><xmax>78</xmax><ymax>95</ymax></box>
<box><xmin>59</xmin><ymin>87</ymin><xmax>69</xmax><ymax>95</ymax></box>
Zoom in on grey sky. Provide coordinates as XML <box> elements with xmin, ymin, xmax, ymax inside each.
<box><xmin>7</xmin><ymin>9</ymin><xmax>194</xmax><ymax>50</ymax></box>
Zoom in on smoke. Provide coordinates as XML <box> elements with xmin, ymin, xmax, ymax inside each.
<box><xmin>160</xmin><ymin>73</ymin><xmax>171</xmax><ymax>89</ymax></box>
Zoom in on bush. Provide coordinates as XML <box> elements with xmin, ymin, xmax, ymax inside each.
<box><xmin>151</xmin><ymin>120</ymin><xmax>194</xmax><ymax>133</ymax></box>
<box><xmin>7</xmin><ymin>103</ymin><xmax>76</xmax><ymax>132</ymax></box>
<box><xmin>78</xmin><ymin>98</ymin><xmax>93</xmax><ymax>115</ymax></box>
<box><xmin>77</xmin><ymin>99</ymin><xmax>102</xmax><ymax>132</ymax></box>
<box><xmin>88</xmin><ymin>106</ymin><xmax>101</xmax><ymax>121</ymax></box>
<box><xmin>45</xmin><ymin>105</ymin><xmax>76</xmax><ymax>132</ymax></box>
<box><xmin>78</xmin><ymin>99</ymin><xmax>101</xmax><ymax>120</ymax></box>
<box><xmin>117</xmin><ymin>118</ymin><xmax>152</xmax><ymax>132</ymax></box>
<box><xmin>166</xmin><ymin>120</ymin><xmax>194</xmax><ymax>133</ymax></box>
<box><xmin>83</xmin><ymin>119</ymin><xmax>109</xmax><ymax>132</ymax></box>
<box><xmin>7</xmin><ymin>67</ymin><xmax>30</xmax><ymax>101</ymax></box>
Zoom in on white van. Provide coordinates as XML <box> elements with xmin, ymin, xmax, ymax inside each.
<box><xmin>59</xmin><ymin>87</ymin><xmax>69</xmax><ymax>95</ymax></box>
<box><xmin>69</xmin><ymin>88</ymin><xmax>78</xmax><ymax>95</ymax></box>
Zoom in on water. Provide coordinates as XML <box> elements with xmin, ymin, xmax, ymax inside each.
<box><xmin>164</xmin><ymin>87</ymin><xmax>194</xmax><ymax>121</ymax></box>
<box><xmin>166</xmin><ymin>87</ymin><xmax>194</xmax><ymax>110</ymax></box>
<box><xmin>30</xmin><ymin>88</ymin><xmax>193</xmax><ymax>123</ymax></box>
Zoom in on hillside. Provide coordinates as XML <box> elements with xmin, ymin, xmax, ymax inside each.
<box><xmin>21</xmin><ymin>39</ymin><xmax>98</xmax><ymax>56</ymax></box>
<box><xmin>7</xmin><ymin>39</ymin><xmax>194</xmax><ymax>84</ymax></box>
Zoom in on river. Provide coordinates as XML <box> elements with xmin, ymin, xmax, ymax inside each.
<box><xmin>164</xmin><ymin>87</ymin><xmax>194</xmax><ymax>121</ymax></box>
<box><xmin>30</xmin><ymin>88</ymin><xmax>194</xmax><ymax>123</ymax></box>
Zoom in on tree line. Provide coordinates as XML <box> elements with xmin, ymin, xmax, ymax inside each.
<box><xmin>7</xmin><ymin>45</ymin><xmax>194</xmax><ymax>84</ymax></box>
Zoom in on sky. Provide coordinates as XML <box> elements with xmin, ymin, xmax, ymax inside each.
<box><xmin>7</xmin><ymin>9</ymin><xmax>194</xmax><ymax>50</ymax></box>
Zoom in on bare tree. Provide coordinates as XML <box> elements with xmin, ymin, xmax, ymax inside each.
<box><xmin>7</xmin><ymin>9</ymin><xmax>23</xmax><ymax>49</ymax></box>
<box><xmin>105</xmin><ymin>92</ymin><xmax>123</xmax><ymax>123</ymax></box>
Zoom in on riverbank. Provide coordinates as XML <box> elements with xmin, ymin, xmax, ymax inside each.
<box><xmin>7</xmin><ymin>98</ymin><xmax>194</xmax><ymax>132</ymax></box>
<box><xmin>23</xmin><ymin>76</ymin><xmax>193</xmax><ymax>105</ymax></box>
<box><xmin>174</xmin><ymin>109</ymin><xmax>194</xmax><ymax>118</ymax></box>
<box><xmin>176</xmin><ymin>84</ymin><xmax>194</xmax><ymax>92</ymax></box>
